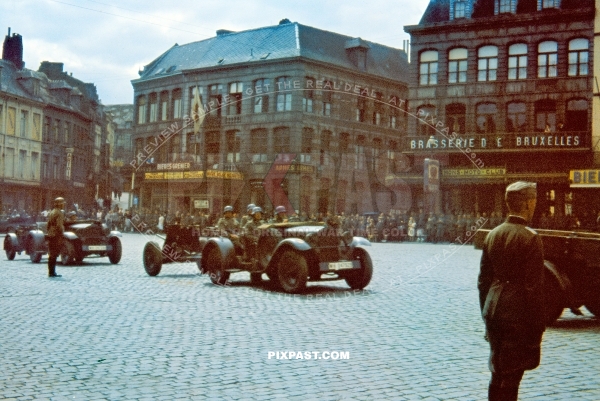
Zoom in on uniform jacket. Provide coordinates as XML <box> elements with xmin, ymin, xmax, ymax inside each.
<box><xmin>46</xmin><ymin>208</ymin><xmax>65</xmax><ymax>238</ymax></box>
<box><xmin>478</xmin><ymin>215</ymin><xmax>546</xmax><ymax>373</ymax></box>
<box><xmin>217</xmin><ymin>216</ymin><xmax>240</xmax><ymax>235</ymax></box>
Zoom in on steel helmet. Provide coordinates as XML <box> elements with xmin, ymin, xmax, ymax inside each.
<box><xmin>223</xmin><ymin>205</ymin><xmax>234</xmax><ymax>213</ymax></box>
<box><xmin>246</xmin><ymin>203</ymin><xmax>256</xmax><ymax>212</ymax></box>
<box><xmin>252</xmin><ymin>206</ymin><xmax>263</xmax><ymax>215</ymax></box>
<box><xmin>275</xmin><ymin>206</ymin><xmax>286</xmax><ymax>214</ymax></box>
<box><xmin>54</xmin><ymin>197</ymin><xmax>65</xmax><ymax>206</ymax></box>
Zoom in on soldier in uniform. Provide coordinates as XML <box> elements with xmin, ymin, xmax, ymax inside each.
<box><xmin>47</xmin><ymin>197</ymin><xmax>66</xmax><ymax>277</ymax></box>
<box><xmin>243</xmin><ymin>206</ymin><xmax>265</xmax><ymax>261</ymax></box>
<box><xmin>478</xmin><ymin>181</ymin><xmax>545</xmax><ymax>401</ymax></box>
<box><xmin>240</xmin><ymin>203</ymin><xmax>256</xmax><ymax>228</ymax></box>
<box><xmin>270</xmin><ymin>206</ymin><xmax>289</xmax><ymax>223</ymax></box>
<box><xmin>217</xmin><ymin>205</ymin><xmax>242</xmax><ymax>251</ymax></box>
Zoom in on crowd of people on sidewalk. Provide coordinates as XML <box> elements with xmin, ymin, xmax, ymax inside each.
<box><xmin>5</xmin><ymin>203</ymin><xmax>600</xmax><ymax>242</ymax></box>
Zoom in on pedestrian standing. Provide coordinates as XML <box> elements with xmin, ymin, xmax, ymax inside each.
<box><xmin>478</xmin><ymin>181</ymin><xmax>546</xmax><ymax>401</ymax></box>
<box><xmin>47</xmin><ymin>197</ymin><xmax>66</xmax><ymax>278</ymax></box>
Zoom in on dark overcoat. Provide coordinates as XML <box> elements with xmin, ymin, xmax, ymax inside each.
<box><xmin>478</xmin><ymin>215</ymin><xmax>546</xmax><ymax>374</ymax></box>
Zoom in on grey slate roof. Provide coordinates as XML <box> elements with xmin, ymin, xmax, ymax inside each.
<box><xmin>136</xmin><ymin>21</ymin><xmax>408</xmax><ymax>83</ymax></box>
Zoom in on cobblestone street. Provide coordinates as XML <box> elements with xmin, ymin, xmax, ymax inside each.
<box><xmin>1</xmin><ymin>233</ymin><xmax>599</xmax><ymax>400</ymax></box>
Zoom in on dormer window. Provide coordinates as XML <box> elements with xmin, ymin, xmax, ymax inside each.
<box><xmin>540</xmin><ymin>0</ymin><xmax>560</xmax><ymax>10</ymax></box>
<box><xmin>454</xmin><ymin>1</ymin><xmax>466</xmax><ymax>18</ymax></box>
<box><xmin>345</xmin><ymin>38</ymin><xmax>370</xmax><ymax>71</ymax></box>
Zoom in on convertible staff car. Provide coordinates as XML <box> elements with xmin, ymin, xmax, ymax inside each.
<box><xmin>143</xmin><ymin>221</ymin><xmax>373</xmax><ymax>294</ymax></box>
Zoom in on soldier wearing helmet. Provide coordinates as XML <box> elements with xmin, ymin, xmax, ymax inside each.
<box><xmin>240</xmin><ymin>203</ymin><xmax>256</xmax><ymax>228</ymax></box>
<box><xmin>270</xmin><ymin>205</ymin><xmax>288</xmax><ymax>224</ymax></box>
<box><xmin>46</xmin><ymin>197</ymin><xmax>66</xmax><ymax>277</ymax></box>
<box><xmin>217</xmin><ymin>205</ymin><xmax>241</xmax><ymax>246</ymax></box>
<box><xmin>242</xmin><ymin>206</ymin><xmax>266</xmax><ymax>261</ymax></box>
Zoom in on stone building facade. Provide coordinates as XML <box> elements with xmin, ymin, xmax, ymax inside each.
<box><xmin>0</xmin><ymin>29</ymin><xmax>110</xmax><ymax>213</ymax></box>
<box><xmin>131</xmin><ymin>20</ymin><xmax>409</xmax><ymax>217</ymax></box>
<box><xmin>404</xmin><ymin>0</ymin><xmax>595</xmax><ymax>224</ymax></box>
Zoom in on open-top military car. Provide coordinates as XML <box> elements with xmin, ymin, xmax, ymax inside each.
<box><xmin>474</xmin><ymin>228</ymin><xmax>600</xmax><ymax>325</ymax></box>
<box><xmin>143</xmin><ymin>221</ymin><xmax>373</xmax><ymax>294</ymax></box>
<box><xmin>24</xmin><ymin>220</ymin><xmax>123</xmax><ymax>265</ymax></box>
<box><xmin>4</xmin><ymin>223</ymin><xmax>39</xmax><ymax>261</ymax></box>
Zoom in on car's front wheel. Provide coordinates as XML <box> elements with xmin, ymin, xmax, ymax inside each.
<box><xmin>60</xmin><ymin>241</ymin><xmax>76</xmax><ymax>265</ymax></box>
<box><xmin>276</xmin><ymin>250</ymin><xmax>308</xmax><ymax>294</ymax></box>
<box><xmin>143</xmin><ymin>241</ymin><xmax>163</xmax><ymax>276</ymax></box>
<box><xmin>4</xmin><ymin>236</ymin><xmax>16</xmax><ymax>260</ymax></box>
<box><xmin>108</xmin><ymin>237</ymin><xmax>122</xmax><ymax>264</ymax></box>
<box><xmin>344</xmin><ymin>248</ymin><xmax>373</xmax><ymax>290</ymax></box>
<box><xmin>207</xmin><ymin>246</ymin><xmax>229</xmax><ymax>285</ymax></box>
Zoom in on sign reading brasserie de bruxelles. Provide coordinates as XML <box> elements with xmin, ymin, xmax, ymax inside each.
<box><xmin>409</xmin><ymin>132</ymin><xmax>582</xmax><ymax>151</ymax></box>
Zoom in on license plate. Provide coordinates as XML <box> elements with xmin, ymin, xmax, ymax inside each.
<box><xmin>327</xmin><ymin>261</ymin><xmax>354</xmax><ymax>270</ymax></box>
<box><xmin>87</xmin><ymin>245</ymin><xmax>107</xmax><ymax>251</ymax></box>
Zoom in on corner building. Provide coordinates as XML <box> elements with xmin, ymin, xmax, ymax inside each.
<box><xmin>131</xmin><ymin>20</ymin><xmax>409</xmax><ymax>217</ymax></box>
<box><xmin>404</xmin><ymin>0</ymin><xmax>595</xmax><ymax>225</ymax></box>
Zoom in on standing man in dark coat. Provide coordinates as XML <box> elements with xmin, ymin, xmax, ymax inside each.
<box><xmin>47</xmin><ymin>197</ymin><xmax>66</xmax><ymax>278</ymax></box>
<box><xmin>478</xmin><ymin>181</ymin><xmax>546</xmax><ymax>401</ymax></box>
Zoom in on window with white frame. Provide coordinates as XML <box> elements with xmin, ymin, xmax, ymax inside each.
<box><xmin>448</xmin><ymin>48</ymin><xmax>468</xmax><ymax>83</ymax></box>
<box><xmin>478</xmin><ymin>46</ymin><xmax>498</xmax><ymax>81</ymax></box>
<box><xmin>228</xmin><ymin>82</ymin><xmax>243</xmax><ymax>115</ymax></box>
<box><xmin>568</xmin><ymin>38</ymin><xmax>589</xmax><ymax>76</ymax></box>
<box><xmin>454</xmin><ymin>1</ymin><xmax>466</xmax><ymax>18</ymax></box>
<box><xmin>419</xmin><ymin>51</ymin><xmax>438</xmax><ymax>85</ymax></box>
<box><xmin>253</xmin><ymin>78</ymin><xmax>270</xmax><ymax>113</ymax></box>
<box><xmin>276</xmin><ymin>77</ymin><xmax>292</xmax><ymax>112</ymax></box>
<box><xmin>538</xmin><ymin>41</ymin><xmax>558</xmax><ymax>78</ymax></box>
<box><xmin>508</xmin><ymin>43</ymin><xmax>527</xmax><ymax>80</ymax></box>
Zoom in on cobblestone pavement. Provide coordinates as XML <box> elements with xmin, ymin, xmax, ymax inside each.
<box><xmin>1</xmin><ymin>233</ymin><xmax>599</xmax><ymax>401</ymax></box>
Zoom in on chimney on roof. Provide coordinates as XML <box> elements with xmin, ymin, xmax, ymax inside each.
<box><xmin>2</xmin><ymin>27</ymin><xmax>25</xmax><ymax>69</ymax></box>
<box><xmin>279</xmin><ymin>18</ymin><xmax>291</xmax><ymax>25</ymax></box>
<box><xmin>39</xmin><ymin>61</ymin><xmax>64</xmax><ymax>77</ymax></box>
<box><xmin>216</xmin><ymin>29</ymin><xmax>235</xmax><ymax>36</ymax></box>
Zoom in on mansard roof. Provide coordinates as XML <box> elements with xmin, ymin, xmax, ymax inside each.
<box><xmin>135</xmin><ymin>21</ymin><xmax>409</xmax><ymax>83</ymax></box>
<box><xmin>418</xmin><ymin>0</ymin><xmax>591</xmax><ymax>25</ymax></box>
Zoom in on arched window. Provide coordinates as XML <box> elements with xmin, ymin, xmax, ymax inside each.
<box><xmin>508</xmin><ymin>43</ymin><xmax>527</xmax><ymax>80</ymax></box>
<box><xmin>568</xmin><ymin>38</ymin><xmax>589</xmax><ymax>76</ymax></box>
<box><xmin>565</xmin><ymin>99</ymin><xmax>588</xmax><ymax>132</ymax></box>
<box><xmin>448</xmin><ymin>48</ymin><xmax>468</xmax><ymax>83</ymax></box>
<box><xmin>478</xmin><ymin>46</ymin><xmax>498</xmax><ymax>81</ymax></box>
<box><xmin>506</xmin><ymin>102</ymin><xmax>527</xmax><ymax>132</ymax></box>
<box><xmin>538</xmin><ymin>41</ymin><xmax>558</xmax><ymax>78</ymax></box>
<box><xmin>445</xmin><ymin>103</ymin><xmax>466</xmax><ymax>134</ymax></box>
<box><xmin>476</xmin><ymin>103</ymin><xmax>497</xmax><ymax>133</ymax></box>
<box><xmin>419</xmin><ymin>51</ymin><xmax>438</xmax><ymax>85</ymax></box>
<box><xmin>417</xmin><ymin>105</ymin><xmax>436</xmax><ymax>136</ymax></box>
